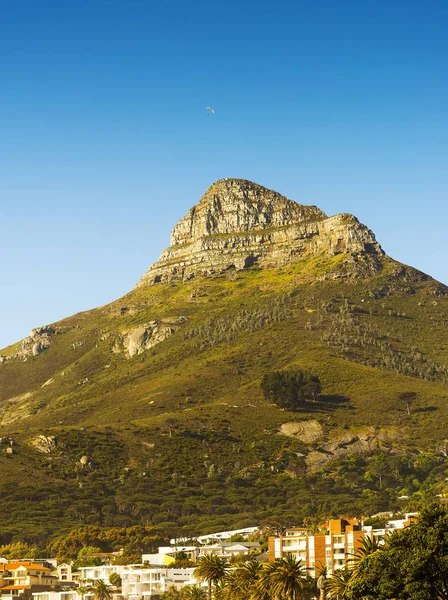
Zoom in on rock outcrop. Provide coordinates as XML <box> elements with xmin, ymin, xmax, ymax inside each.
<box><xmin>28</xmin><ymin>435</ymin><xmax>57</xmax><ymax>454</ymax></box>
<box><xmin>0</xmin><ymin>326</ymin><xmax>57</xmax><ymax>365</ymax></box>
<box><xmin>137</xmin><ymin>178</ymin><xmax>383</xmax><ymax>286</ymax></box>
<box><xmin>113</xmin><ymin>317</ymin><xmax>187</xmax><ymax>357</ymax></box>
<box><xmin>305</xmin><ymin>427</ymin><xmax>402</xmax><ymax>472</ymax></box>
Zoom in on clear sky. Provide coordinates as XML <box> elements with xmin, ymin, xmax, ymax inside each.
<box><xmin>1</xmin><ymin>0</ymin><xmax>447</xmax><ymax>349</ymax></box>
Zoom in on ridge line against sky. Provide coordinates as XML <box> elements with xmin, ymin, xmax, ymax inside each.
<box><xmin>1</xmin><ymin>0</ymin><xmax>447</xmax><ymax>349</ymax></box>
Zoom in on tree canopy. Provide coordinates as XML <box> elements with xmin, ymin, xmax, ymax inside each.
<box><xmin>261</xmin><ymin>370</ymin><xmax>322</xmax><ymax>410</ymax></box>
<box><xmin>348</xmin><ymin>503</ymin><xmax>448</xmax><ymax>600</ymax></box>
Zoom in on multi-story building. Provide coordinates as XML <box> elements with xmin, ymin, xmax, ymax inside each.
<box><xmin>269</xmin><ymin>514</ymin><xmax>419</xmax><ymax>577</ymax></box>
<box><xmin>78</xmin><ymin>565</ymin><xmax>125</xmax><ymax>585</ymax></box>
<box><xmin>142</xmin><ymin>541</ymin><xmax>260</xmax><ymax>566</ymax></box>
<box><xmin>269</xmin><ymin>519</ymin><xmax>366</xmax><ymax>577</ymax></box>
<box><xmin>122</xmin><ymin>567</ymin><xmax>198</xmax><ymax>598</ymax></box>
<box><xmin>0</xmin><ymin>562</ymin><xmax>60</xmax><ymax>599</ymax></box>
<box><xmin>362</xmin><ymin>512</ymin><xmax>419</xmax><ymax>544</ymax></box>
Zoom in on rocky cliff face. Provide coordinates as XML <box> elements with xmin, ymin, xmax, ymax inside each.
<box><xmin>137</xmin><ymin>178</ymin><xmax>383</xmax><ymax>286</ymax></box>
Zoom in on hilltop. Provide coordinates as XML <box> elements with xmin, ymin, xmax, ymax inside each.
<box><xmin>0</xmin><ymin>179</ymin><xmax>447</xmax><ymax>545</ymax></box>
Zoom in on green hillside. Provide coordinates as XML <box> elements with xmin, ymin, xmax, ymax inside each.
<box><xmin>1</xmin><ymin>247</ymin><xmax>447</xmax><ymax>546</ymax></box>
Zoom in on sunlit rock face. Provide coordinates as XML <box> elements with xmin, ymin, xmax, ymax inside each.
<box><xmin>137</xmin><ymin>178</ymin><xmax>383</xmax><ymax>285</ymax></box>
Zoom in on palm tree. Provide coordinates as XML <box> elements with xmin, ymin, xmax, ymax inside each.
<box><xmin>223</xmin><ymin>560</ymin><xmax>268</xmax><ymax>600</ymax></box>
<box><xmin>194</xmin><ymin>554</ymin><xmax>228</xmax><ymax>600</ymax></box>
<box><xmin>258</xmin><ymin>555</ymin><xmax>307</xmax><ymax>600</ymax></box>
<box><xmin>89</xmin><ymin>580</ymin><xmax>113</xmax><ymax>600</ymax></box>
<box><xmin>326</xmin><ymin>568</ymin><xmax>353</xmax><ymax>600</ymax></box>
<box><xmin>182</xmin><ymin>586</ymin><xmax>208</xmax><ymax>600</ymax></box>
<box><xmin>316</xmin><ymin>565</ymin><xmax>328</xmax><ymax>600</ymax></box>
<box><xmin>349</xmin><ymin>535</ymin><xmax>382</xmax><ymax>575</ymax></box>
<box><xmin>354</xmin><ymin>536</ymin><xmax>381</xmax><ymax>561</ymax></box>
<box><xmin>76</xmin><ymin>587</ymin><xmax>90</xmax><ymax>600</ymax></box>
<box><xmin>222</xmin><ymin>570</ymin><xmax>244</xmax><ymax>600</ymax></box>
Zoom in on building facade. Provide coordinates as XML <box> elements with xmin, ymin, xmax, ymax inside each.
<box><xmin>122</xmin><ymin>567</ymin><xmax>197</xmax><ymax>598</ymax></box>
<box><xmin>0</xmin><ymin>563</ymin><xmax>59</xmax><ymax>599</ymax></box>
<box><xmin>268</xmin><ymin>519</ymin><xmax>366</xmax><ymax>577</ymax></box>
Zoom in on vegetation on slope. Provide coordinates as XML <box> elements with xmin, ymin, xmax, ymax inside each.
<box><xmin>0</xmin><ymin>254</ymin><xmax>447</xmax><ymax>543</ymax></box>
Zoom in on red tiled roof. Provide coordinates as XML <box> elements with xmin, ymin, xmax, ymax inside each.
<box><xmin>0</xmin><ymin>585</ymin><xmax>31</xmax><ymax>590</ymax></box>
<box><xmin>5</xmin><ymin>563</ymin><xmax>51</xmax><ymax>571</ymax></box>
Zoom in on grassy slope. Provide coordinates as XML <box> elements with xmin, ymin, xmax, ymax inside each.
<box><xmin>0</xmin><ymin>253</ymin><xmax>447</xmax><ymax>543</ymax></box>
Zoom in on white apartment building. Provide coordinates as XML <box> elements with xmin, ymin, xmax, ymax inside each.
<box><xmin>142</xmin><ymin>541</ymin><xmax>260</xmax><ymax>566</ymax></box>
<box><xmin>33</xmin><ymin>592</ymin><xmax>77</xmax><ymax>600</ymax></box>
<box><xmin>122</xmin><ymin>567</ymin><xmax>198</xmax><ymax>598</ymax></box>
<box><xmin>79</xmin><ymin>565</ymin><xmax>125</xmax><ymax>584</ymax></box>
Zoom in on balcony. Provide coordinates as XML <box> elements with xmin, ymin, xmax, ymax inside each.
<box><xmin>333</xmin><ymin>553</ymin><xmax>346</xmax><ymax>560</ymax></box>
<box><xmin>282</xmin><ymin>543</ymin><xmax>307</xmax><ymax>551</ymax></box>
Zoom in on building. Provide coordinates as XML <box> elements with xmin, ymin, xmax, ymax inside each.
<box><xmin>78</xmin><ymin>565</ymin><xmax>125</xmax><ymax>585</ymax></box>
<box><xmin>55</xmin><ymin>565</ymin><xmax>73</xmax><ymax>584</ymax></box>
<box><xmin>362</xmin><ymin>512</ymin><xmax>419</xmax><ymax>543</ymax></box>
<box><xmin>142</xmin><ymin>541</ymin><xmax>260</xmax><ymax>566</ymax></box>
<box><xmin>122</xmin><ymin>567</ymin><xmax>198</xmax><ymax>599</ymax></box>
<box><xmin>268</xmin><ymin>519</ymin><xmax>366</xmax><ymax>577</ymax></box>
<box><xmin>268</xmin><ymin>514</ymin><xmax>420</xmax><ymax>577</ymax></box>
<box><xmin>0</xmin><ymin>562</ymin><xmax>60</xmax><ymax>599</ymax></box>
<box><xmin>33</xmin><ymin>592</ymin><xmax>78</xmax><ymax>600</ymax></box>
<box><xmin>195</xmin><ymin>527</ymin><xmax>259</xmax><ymax>544</ymax></box>
<box><xmin>171</xmin><ymin>527</ymin><xmax>259</xmax><ymax>546</ymax></box>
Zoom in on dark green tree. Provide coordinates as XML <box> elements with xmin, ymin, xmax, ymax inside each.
<box><xmin>108</xmin><ymin>572</ymin><xmax>122</xmax><ymax>588</ymax></box>
<box><xmin>349</xmin><ymin>503</ymin><xmax>448</xmax><ymax>600</ymax></box>
<box><xmin>261</xmin><ymin>370</ymin><xmax>322</xmax><ymax>410</ymax></box>
<box><xmin>398</xmin><ymin>391</ymin><xmax>417</xmax><ymax>416</ymax></box>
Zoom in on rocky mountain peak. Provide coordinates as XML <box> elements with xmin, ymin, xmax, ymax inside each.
<box><xmin>170</xmin><ymin>178</ymin><xmax>328</xmax><ymax>246</ymax></box>
<box><xmin>138</xmin><ymin>179</ymin><xmax>384</xmax><ymax>286</ymax></box>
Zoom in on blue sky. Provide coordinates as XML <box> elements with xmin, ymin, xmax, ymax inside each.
<box><xmin>1</xmin><ymin>0</ymin><xmax>447</xmax><ymax>349</ymax></box>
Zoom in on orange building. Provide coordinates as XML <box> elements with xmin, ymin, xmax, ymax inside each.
<box><xmin>0</xmin><ymin>562</ymin><xmax>59</xmax><ymax>599</ymax></box>
<box><xmin>268</xmin><ymin>519</ymin><xmax>366</xmax><ymax>577</ymax></box>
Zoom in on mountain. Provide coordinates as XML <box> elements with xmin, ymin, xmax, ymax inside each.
<box><xmin>0</xmin><ymin>178</ymin><xmax>447</xmax><ymax>545</ymax></box>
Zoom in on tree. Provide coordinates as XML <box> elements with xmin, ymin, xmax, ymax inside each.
<box><xmin>226</xmin><ymin>561</ymin><xmax>270</xmax><ymax>600</ymax></box>
<box><xmin>316</xmin><ymin>565</ymin><xmax>328</xmax><ymax>600</ymax></box>
<box><xmin>302</xmin><ymin>375</ymin><xmax>322</xmax><ymax>401</ymax></box>
<box><xmin>258</xmin><ymin>555</ymin><xmax>307</xmax><ymax>600</ymax></box>
<box><xmin>108</xmin><ymin>572</ymin><xmax>122</xmax><ymax>588</ymax></box>
<box><xmin>0</xmin><ymin>541</ymin><xmax>44</xmax><ymax>559</ymax></box>
<box><xmin>76</xmin><ymin>587</ymin><xmax>90</xmax><ymax>600</ymax></box>
<box><xmin>261</xmin><ymin>370</ymin><xmax>322</xmax><ymax>411</ymax></box>
<box><xmin>164</xmin><ymin>586</ymin><xmax>184</xmax><ymax>600</ymax></box>
<box><xmin>325</xmin><ymin>567</ymin><xmax>353</xmax><ymax>600</ymax></box>
<box><xmin>182</xmin><ymin>586</ymin><xmax>207</xmax><ymax>600</ymax></box>
<box><xmin>164</xmin><ymin>418</ymin><xmax>177</xmax><ymax>438</ymax></box>
<box><xmin>351</xmin><ymin>535</ymin><xmax>381</xmax><ymax>569</ymax></box>
<box><xmin>349</xmin><ymin>503</ymin><xmax>448</xmax><ymax>600</ymax></box>
<box><xmin>398</xmin><ymin>391</ymin><xmax>417</xmax><ymax>416</ymax></box>
<box><xmin>194</xmin><ymin>554</ymin><xmax>228</xmax><ymax>600</ymax></box>
<box><xmin>89</xmin><ymin>580</ymin><xmax>113</xmax><ymax>600</ymax></box>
